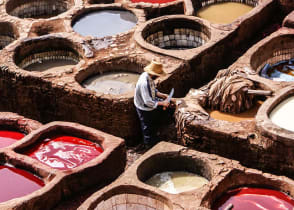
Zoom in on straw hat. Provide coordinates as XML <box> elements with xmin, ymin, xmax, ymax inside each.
<box><xmin>144</xmin><ymin>60</ymin><xmax>166</xmax><ymax>77</ymax></box>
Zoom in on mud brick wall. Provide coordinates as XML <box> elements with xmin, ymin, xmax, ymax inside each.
<box><xmin>182</xmin><ymin>120</ymin><xmax>294</xmax><ymax>180</ymax></box>
<box><xmin>0</xmin><ymin>67</ymin><xmax>141</xmax><ymax>145</ymax></box>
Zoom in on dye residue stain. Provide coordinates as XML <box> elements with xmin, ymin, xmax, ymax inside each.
<box><xmin>260</xmin><ymin>60</ymin><xmax>294</xmax><ymax>82</ymax></box>
<box><xmin>25</xmin><ymin>135</ymin><xmax>103</xmax><ymax>170</ymax></box>
<box><xmin>270</xmin><ymin>96</ymin><xmax>294</xmax><ymax>132</ymax></box>
<box><xmin>213</xmin><ymin>187</ymin><xmax>294</xmax><ymax>210</ymax></box>
<box><xmin>146</xmin><ymin>171</ymin><xmax>209</xmax><ymax>194</ymax></box>
<box><xmin>208</xmin><ymin>101</ymin><xmax>263</xmax><ymax>123</ymax></box>
<box><xmin>196</xmin><ymin>2</ymin><xmax>253</xmax><ymax>24</ymax></box>
<box><xmin>83</xmin><ymin>72</ymin><xmax>140</xmax><ymax>95</ymax></box>
<box><xmin>0</xmin><ymin>130</ymin><xmax>25</xmax><ymax>148</ymax></box>
<box><xmin>72</xmin><ymin>10</ymin><xmax>137</xmax><ymax>38</ymax></box>
<box><xmin>131</xmin><ymin>0</ymin><xmax>176</xmax><ymax>4</ymax></box>
<box><xmin>0</xmin><ymin>165</ymin><xmax>44</xmax><ymax>202</ymax></box>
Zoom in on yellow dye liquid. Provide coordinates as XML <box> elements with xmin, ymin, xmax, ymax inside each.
<box><xmin>196</xmin><ymin>2</ymin><xmax>254</xmax><ymax>24</ymax></box>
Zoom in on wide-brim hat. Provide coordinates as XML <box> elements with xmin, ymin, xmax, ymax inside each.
<box><xmin>144</xmin><ymin>60</ymin><xmax>166</xmax><ymax>77</ymax></box>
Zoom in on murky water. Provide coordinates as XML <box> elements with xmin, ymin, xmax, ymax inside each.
<box><xmin>0</xmin><ymin>165</ymin><xmax>44</xmax><ymax>202</ymax></box>
<box><xmin>146</xmin><ymin>171</ymin><xmax>209</xmax><ymax>194</ymax></box>
<box><xmin>72</xmin><ymin>10</ymin><xmax>137</xmax><ymax>38</ymax></box>
<box><xmin>0</xmin><ymin>130</ymin><xmax>24</xmax><ymax>148</ymax></box>
<box><xmin>25</xmin><ymin>135</ymin><xmax>103</xmax><ymax>170</ymax></box>
<box><xmin>24</xmin><ymin>60</ymin><xmax>77</xmax><ymax>72</ymax></box>
<box><xmin>83</xmin><ymin>71</ymin><xmax>140</xmax><ymax>95</ymax></box>
<box><xmin>208</xmin><ymin>101</ymin><xmax>263</xmax><ymax>122</ymax></box>
<box><xmin>213</xmin><ymin>187</ymin><xmax>294</xmax><ymax>210</ymax></box>
<box><xmin>196</xmin><ymin>2</ymin><xmax>253</xmax><ymax>24</ymax></box>
<box><xmin>270</xmin><ymin>96</ymin><xmax>294</xmax><ymax>132</ymax></box>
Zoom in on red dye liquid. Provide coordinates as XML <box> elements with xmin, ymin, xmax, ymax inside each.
<box><xmin>0</xmin><ymin>130</ymin><xmax>25</xmax><ymax>148</ymax></box>
<box><xmin>0</xmin><ymin>165</ymin><xmax>44</xmax><ymax>203</ymax></box>
<box><xmin>25</xmin><ymin>135</ymin><xmax>103</xmax><ymax>170</ymax></box>
<box><xmin>131</xmin><ymin>0</ymin><xmax>176</xmax><ymax>4</ymax></box>
<box><xmin>213</xmin><ymin>187</ymin><xmax>294</xmax><ymax>210</ymax></box>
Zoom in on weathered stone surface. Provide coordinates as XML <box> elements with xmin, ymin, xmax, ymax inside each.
<box><xmin>0</xmin><ymin>121</ymin><xmax>125</xmax><ymax>209</ymax></box>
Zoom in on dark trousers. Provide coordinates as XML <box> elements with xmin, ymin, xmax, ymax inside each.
<box><xmin>136</xmin><ymin>108</ymin><xmax>159</xmax><ymax>145</ymax></box>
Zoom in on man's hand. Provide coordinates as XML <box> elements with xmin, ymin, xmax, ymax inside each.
<box><xmin>162</xmin><ymin>100</ymin><xmax>170</xmax><ymax>108</ymax></box>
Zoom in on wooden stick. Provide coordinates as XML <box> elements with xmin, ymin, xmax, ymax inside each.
<box><xmin>247</xmin><ymin>89</ymin><xmax>272</xmax><ymax>96</ymax></box>
<box><xmin>224</xmin><ymin>203</ymin><xmax>234</xmax><ymax>210</ymax></box>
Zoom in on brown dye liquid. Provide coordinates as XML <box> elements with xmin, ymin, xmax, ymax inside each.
<box><xmin>24</xmin><ymin>60</ymin><xmax>76</xmax><ymax>72</ymax></box>
<box><xmin>208</xmin><ymin>101</ymin><xmax>263</xmax><ymax>122</ymax></box>
<box><xmin>196</xmin><ymin>2</ymin><xmax>253</xmax><ymax>24</ymax></box>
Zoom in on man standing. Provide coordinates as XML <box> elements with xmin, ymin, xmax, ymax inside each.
<box><xmin>134</xmin><ymin>60</ymin><xmax>172</xmax><ymax>148</ymax></box>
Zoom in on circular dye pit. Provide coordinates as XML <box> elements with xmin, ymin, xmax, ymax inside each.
<box><xmin>82</xmin><ymin>71</ymin><xmax>140</xmax><ymax>95</ymax></box>
<box><xmin>0</xmin><ymin>130</ymin><xmax>24</xmax><ymax>148</ymax></box>
<box><xmin>142</xmin><ymin>18</ymin><xmax>210</xmax><ymax>50</ymax></box>
<box><xmin>72</xmin><ymin>10</ymin><xmax>137</xmax><ymax>38</ymax></box>
<box><xmin>208</xmin><ymin>101</ymin><xmax>263</xmax><ymax>122</ymax></box>
<box><xmin>213</xmin><ymin>187</ymin><xmax>294</xmax><ymax>210</ymax></box>
<box><xmin>96</xmin><ymin>193</ymin><xmax>171</xmax><ymax>209</ymax></box>
<box><xmin>6</xmin><ymin>0</ymin><xmax>73</xmax><ymax>19</ymax></box>
<box><xmin>14</xmin><ymin>38</ymin><xmax>80</xmax><ymax>72</ymax></box>
<box><xmin>270</xmin><ymin>96</ymin><xmax>294</xmax><ymax>132</ymax></box>
<box><xmin>0</xmin><ymin>165</ymin><xmax>44</xmax><ymax>202</ymax></box>
<box><xmin>24</xmin><ymin>135</ymin><xmax>103</xmax><ymax>170</ymax></box>
<box><xmin>260</xmin><ymin>59</ymin><xmax>294</xmax><ymax>82</ymax></box>
<box><xmin>196</xmin><ymin>2</ymin><xmax>254</xmax><ymax>24</ymax></box>
<box><xmin>146</xmin><ymin>171</ymin><xmax>209</xmax><ymax>194</ymax></box>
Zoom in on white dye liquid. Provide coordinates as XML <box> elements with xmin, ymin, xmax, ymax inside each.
<box><xmin>270</xmin><ymin>96</ymin><xmax>294</xmax><ymax>132</ymax></box>
<box><xmin>82</xmin><ymin>72</ymin><xmax>140</xmax><ymax>95</ymax></box>
<box><xmin>146</xmin><ymin>171</ymin><xmax>209</xmax><ymax>194</ymax></box>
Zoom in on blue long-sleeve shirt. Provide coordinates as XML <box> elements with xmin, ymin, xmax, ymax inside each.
<box><xmin>134</xmin><ymin>72</ymin><xmax>158</xmax><ymax>111</ymax></box>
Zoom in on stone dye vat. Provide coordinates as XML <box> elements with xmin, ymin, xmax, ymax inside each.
<box><xmin>141</xmin><ymin>17</ymin><xmax>210</xmax><ymax>50</ymax></box>
<box><xmin>13</xmin><ymin>121</ymin><xmax>125</xmax><ymax>195</ymax></box>
<box><xmin>13</xmin><ymin>37</ymin><xmax>80</xmax><ymax>72</ymax></box>
<box><xmin>6</xmin><ymin>0</ymin><xmax>74</xmax><ymax>19</ymax></box>
<box><xmin>0</xmin><ymin>131</ymin><xmax>24</xmax><ymax>148</ymax></box>
<box><xmin>0</xmin><ymin>165</ymin><xmax>44</xmax><ymax>203</ymax></box>
<box><xmin>80</xmin><ymin>185</ymin><xmax>172</xmax><ymax>210</ymax></box>
<box><xmin>202</xmin><ymin>169</ymin><xmax>294</xmax><ymax>210</ymax></box>
<box><xmin>24</xmin><ymin>135</ymin><xmax>103</xmax><ymax>170</ymax></box>
<box><xmin>146</xmin><ymin>171</ymin><xmax>208</xmax><ymax>194</ymax></box>
<box><xmin>212</xmin><ymin>187</ymin><xmax>294</xmax><ymax>209</ymax></box>
<box><xmin>251</xmin><ymin>33</ymin><xmax>294</xmax><ymax>85</ymax></box>
<box><xmin>0</xmin><ymin>112</ymin><xmax>41</xmax><ymax>149</ymax></box>
<box><xmin>82</xmin><ymin>71</ymin><xmax>140</xmax><ymax>95</ymax></box>
<box><xmin>0</xmin><ymin>22</ymin><xmax>18</xmax><ymax>50</ymax></box>
<box><xmin>256</xmin><ymin>87</ymin><xmax>294</xmax><ymax>143</ymax></box>
<box><xmin>270</xmin><ymin>96</ymin><xmax>294</xmax><ymax>132</ymax></box>
<box><xmin>72</xmin><ymin>9</ymin><xmax>137</xmax><ymax>38</ymax></box>
<box><xmin>196</xmin><ymin>2</ymin><xmax>254</xmax><ymax>24</ymax></box>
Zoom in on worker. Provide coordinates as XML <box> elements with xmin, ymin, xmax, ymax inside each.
<box><xmin>134</xmin><ymin>60</ymin><xmax>174</xmax><ymax>149</ymax></box>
